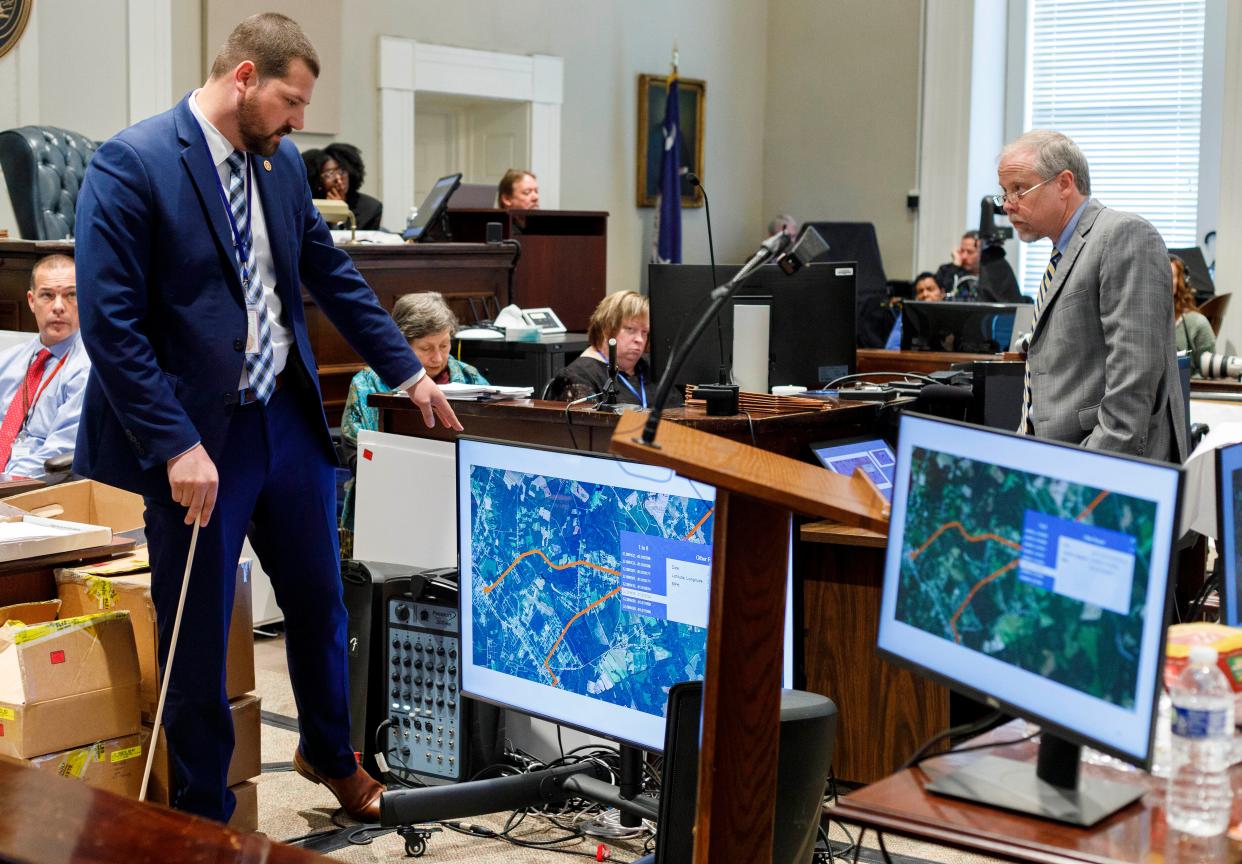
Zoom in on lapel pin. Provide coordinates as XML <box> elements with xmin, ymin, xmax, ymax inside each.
<box><xmin>263</xmin><ymin>160</ymin><xmax>272</xmax><ymax>172</ymax></box>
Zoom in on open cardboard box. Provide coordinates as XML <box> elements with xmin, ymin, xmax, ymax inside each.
<box><xmin>6</xmin><ymin>480</ymin><xmax>145</xmax><ymax>534</ymax></box>
<box><xmin>56</xmin><ymin>558</ymin><xmax>255</xmax><ymax>719</ymax></box>
<box><xmin>0</xmin><ymin>501</ymin><xmax>111</xmax><ymax>563</ymax></box>
<box><xmin>0</xmin><ymin>603</ymin><xmax>141</xmax><ymax>758</ymax></box>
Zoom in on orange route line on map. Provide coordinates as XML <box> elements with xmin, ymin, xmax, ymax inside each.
<box><xmin>938</xmin><ymin>491</ymin><xmax>1112</xmax><ymax>643</ymax></box>
<box><xmin>908</xmin><ymin>521</ymin><xmax>1021</xmax><ymax>559</ymax></box>
<box><xmin>544</xmin><ymin>588</ymin><xmax>622</xmax><ymax>685</ymax></box>
<box><xmin>483</xmin><ymin>550</ymin><xmax>620</xmax><ymax>594</ymax></box>
<box><xmin>684</xmin><ymin>508</ymin><xmax>714</xmax><ymax>541</ymax></box>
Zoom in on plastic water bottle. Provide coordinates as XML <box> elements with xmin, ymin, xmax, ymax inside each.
<box><xmin>1167</xmin><ymin>645</ymin><xmax>1235</xmax><ymax>836</ymax></box>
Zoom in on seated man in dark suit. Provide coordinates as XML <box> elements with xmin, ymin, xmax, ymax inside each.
<box><xmin>0</xmin><ymin>254</ymin><xmax>91</xmax><ymax>477</ymax></box>
<box><xmin>303</xmin><ymin>142</ymin><xmax>383</xmax><ymax>230</ymax></box>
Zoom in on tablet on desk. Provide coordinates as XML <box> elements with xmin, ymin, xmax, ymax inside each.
<box><xmin>520</xmin><ymin>307</ymin><xmax>567</xmax><ymax>334</ymax></box>
<box><xmin>809</xmin><ymin>436</ymin><xmax>895</xmax><ymax>502</ymax></box>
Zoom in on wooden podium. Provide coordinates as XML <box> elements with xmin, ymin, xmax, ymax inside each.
<box><xmin>609</xmin><ymin>411</ymin><xmax>888</xmax><ymax>864</ymax></box>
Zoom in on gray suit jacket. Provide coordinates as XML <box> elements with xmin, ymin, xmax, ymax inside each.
<box><xmin>1026</xmin><ymin>198</ymin><xmax>1188</xmax><ymax>463</ymax></box>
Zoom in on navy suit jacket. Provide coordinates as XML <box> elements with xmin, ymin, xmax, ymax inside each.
<box><xmin>73</xmin><ymin>96</ymin><xmax>421</xmax><ymax>498</ymax></box>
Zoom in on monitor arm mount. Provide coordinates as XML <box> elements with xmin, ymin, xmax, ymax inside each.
<box><xmin>637</xmin><ymin>226</ymin><xmax>829</xmax><ymax>447</ymax></box>
<box><xmin>379</xmin><ymin>759</ymin><xmax>658</xmax><ymax>830</ymax></box>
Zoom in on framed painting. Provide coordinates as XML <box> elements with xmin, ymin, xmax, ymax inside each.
<box><xmin>636</xmin><ymin>74</ymin><xmax>705</xmax><ymax>208</ymax></box>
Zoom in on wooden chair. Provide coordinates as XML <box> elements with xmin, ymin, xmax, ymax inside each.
<box><xmin>1199</xmin><ymin>292</ymin><xmax>1230</xmax><ymax>335</ymax></box>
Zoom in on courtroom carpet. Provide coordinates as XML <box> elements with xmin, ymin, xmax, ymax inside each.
<box><xmin>252</xmin><ymin>633</ymin><xmax>995</xmax><ymax>863</ymax></box>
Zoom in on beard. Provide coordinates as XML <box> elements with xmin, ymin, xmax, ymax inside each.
<box><xmin>237</xmin><ymin>92</ymin><xmax>292</xmax><ymax>156</ymax></box>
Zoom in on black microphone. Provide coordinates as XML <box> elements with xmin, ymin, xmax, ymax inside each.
<box><xmin>685</xmin><ymin>172</ymin><xmax>727</xmax><ymax>384</ymax></box>
<box><xmin>597</xmin><ymin>337</ymin><xmax>619</xmax><ymax>409</ymax></box>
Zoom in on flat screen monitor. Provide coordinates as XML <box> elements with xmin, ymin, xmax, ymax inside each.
<box><xmin>877</xmin><ymin>414</ymin><xmax>1181</xmax><ymax>825</ymax></box>
<box><xmin>1169</xmin><ymin>245</ymin><xmax>1215</xmax><ymax>300</ymax></box>
<box><xmin>1217</xmin><ymin>440</ymin><xmax>1242</xmax><ymax>626</ymax></box>
<box><xmin>901</xmin><ymin>301</ymin><xmax>1023</xmax><ymax>353</ymax></box>
<box><xmin>810</xmin><ymin>436</ymin><xmax>895</xmax><ymax>502</ymax></box>
<box><xmin>648</xmin><ymin>262</ymin><xmax>857</xmax><ymax>391</ymax></box>
<box><xmin>403</xmin><ymin>173</ymin><xmax>462</xmax><ymax>241</ymax></box>
<box><xmin>457</xmin><ymin>437</ymin><xmax>795</xmax><ymax>752</ymax></box>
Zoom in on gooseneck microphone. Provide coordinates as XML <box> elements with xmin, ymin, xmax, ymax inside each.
<box><xmin>685</xmin><ymin>172</ymin><xmax>727</xmax><ymax>384</ymax></box>
<box><xmin>597</xmin><ymin>337</ymin><xmax>620</xmax><ymax>409</ymax></box>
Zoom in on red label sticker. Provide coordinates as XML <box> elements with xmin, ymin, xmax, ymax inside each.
<box><xmin>362</xmin><ymin>449</ymin><xmax>373</xmax><ymax>461</ymax></box>
<box><xmin>0</xmin><ymin>723</ymin><xmax>5</xmax><ymax>736</ymax></box>
<box><xmin>50</xmin><ymin>650</ymin><xmax>66</xmax><ymax>665</ymax></box>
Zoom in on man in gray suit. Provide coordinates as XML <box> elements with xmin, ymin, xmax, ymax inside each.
<box><xmin>999</xmin><ymin>130</ymin><xmax>1187</xmax><ymax>462</ymax></box>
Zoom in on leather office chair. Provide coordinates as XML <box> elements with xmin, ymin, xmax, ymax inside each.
<box><xmin>802</xmin><ymin>221</ymin><xmax>892</xmax><ymax>348</ymax></box>
<box><xmin>0</xmin><ymin>126</ymin><xmax>98</xmax><ymax>240</ymax></box>
<box><xmin>1199</xmin><ymin>292</ymin><xmax>1230</xmax><ymax>337</ymax></box>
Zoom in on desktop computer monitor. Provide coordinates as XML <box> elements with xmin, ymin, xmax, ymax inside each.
<box><xmin>810</xmin><ymin>436</ymin><xmax>895</xmax><ymax>502</ymax></box>
<box><xmin>403</xmin><ymin>173</ymin><xmax>462</xmax><ymax>241</ymax></box>
<box><xmin>877</xmin><ymin>414</ymin><xmax>1181</xmax><ymax>826</ymax></box>
<box><xmin>647</xmin><ymin>262</ymin><xmax>856</xmax><ymax>391</ymax></box>
<box><xmin>457</xmin><ymin>437</ymin><xmax>795</xmax><ymax>751</ymax></box>
<box><xmin>1216</xmin><ymin>440</ymin><xmax>1242</xmax><ymax>626</ymax></box>
<box><xmin>901</xmin><ymin>301</ymin><xmax>1023</xmax><ymax>353</ymax></box>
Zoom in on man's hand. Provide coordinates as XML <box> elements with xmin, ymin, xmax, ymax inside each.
<box><xmin>408</xmin><ymin>376</ymin><xmax>463</xmax><ymax>431</ymax></box>
<box><xmin>951</xmin><ymin>246</ymin><xmax>964</xmax><ymax>267</ymax></box>
<box><xmin>167</xmin><ymin>444</ymin><xmax>219</xmax><ymax>527</ymax></box>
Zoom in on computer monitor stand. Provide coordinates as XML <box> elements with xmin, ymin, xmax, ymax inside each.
<box><xmin>924</xmin><ymin>732</ymin><xmax>1146</xmax><ymax>827</ymax></box>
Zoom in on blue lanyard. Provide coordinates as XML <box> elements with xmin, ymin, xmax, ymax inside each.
<box><xmin>211</xmin><ymin>151</ymin><xmax>254</xmax><ymax>286</ymax></box>
<box><xmin>618</xmin><ymin>373</ymin><xmax>647</xmax><ymax>409</ymax></box>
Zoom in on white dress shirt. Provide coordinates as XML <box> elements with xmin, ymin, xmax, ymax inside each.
<box><xmin>188</xmin><ymin>91</ymin><xmax>294</xmax><ymax>388</ymax></box>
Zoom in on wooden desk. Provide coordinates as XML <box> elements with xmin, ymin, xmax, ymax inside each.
<box><xmin>446</xmin><ymin>209</ymin><xmax>608</xmax><ymax>331</ymax></box>
<box><xmin>371</xmin><ymin>395</ymin><xmax>878</xmax><ymax>460</ymax></box>
<box><xmin>799</xmin><ymin>521</ymin><xmax>949</xmax><ymax>783</ymax></box>
<box><xmin>857</xmin><ymin>348</ymin><xmax>1007</xmax><ymax>376</ymax></box>
<box><xmin>0</xmin><ymin>759</ymin><xmax>330</xmax><ymax>863</ymax></box>
<box><xmin>0</xmin><ymin>536</ymin><xmax>136</xmax><ymax>607</ymax></box>
<box><xmin>0</xmin><ymin>239</ymin><xmax>518</xmax><ymax>419</ymax></box>
<box><xmin>835</xmin><ymin>723</ymin><xmax>1242</xmax><ymax>864</ymax></box>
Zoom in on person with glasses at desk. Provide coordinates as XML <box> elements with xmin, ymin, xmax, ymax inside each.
<box><xmin>998</xmin><ymin>129</ymin><xmax>1186</xmax><ymax>462</ymax></box>
<box><xmin>302</xmin><ymin>142</ymin><xmax>383</xmax><ymax>230</ymax></box>
<box><xmin>0</xmin><ymin>254</ymin><xmax>91</xmax><ymax>478</ymax></box>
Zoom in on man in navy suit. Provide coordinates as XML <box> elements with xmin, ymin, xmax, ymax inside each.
<box><xmin>74</xmin><ymin>13</ymin><xmax>461</xmax><ymax>823</ymax></box>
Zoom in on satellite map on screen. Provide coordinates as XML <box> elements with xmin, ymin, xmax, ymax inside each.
<box><xmin>896</xmin><ymin>447</ymin><xmax>1158</xmax><ymax>707</ymax></box>
<box><xmin>468</xmin><ymin>465</ymin><xmax>715</xmax><ymax>718</ymax></box>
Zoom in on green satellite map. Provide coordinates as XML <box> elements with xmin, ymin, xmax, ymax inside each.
<box><xmin>895</xmin><ymin>446</ymin><xmax>1158</xmax><ymax>708</ymax></box>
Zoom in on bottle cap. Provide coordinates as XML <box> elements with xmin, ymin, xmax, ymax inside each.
<box><xmin>1189</xmin><ymin>645</ymin><xmax>1219</xmax><ymax>665</ymax></box>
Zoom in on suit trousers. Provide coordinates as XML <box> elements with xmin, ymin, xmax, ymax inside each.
<box><xmin>143</xmin><ymin>384</ymin><xmax>354</xmax><ymax>822</ymax></box>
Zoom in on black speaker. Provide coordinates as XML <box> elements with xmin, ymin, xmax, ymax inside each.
<box><xmin>654</xmin><ymin>684</ymin><xmax>837</xmax><ymax>864</ymax></box>
<box><xmin>342</xmin><ymin>559</ymin><xmax>424</xmax><ymax>781</ymax></box>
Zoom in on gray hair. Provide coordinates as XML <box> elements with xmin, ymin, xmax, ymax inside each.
<box><xmin>1001</xmin><ymin>130</ymin><xmax>1091</xmax><ymax>196</ymax></box>
<box><xmin>391</xmin><ymin>292</ymin><xmax>458</xmax><ymax>341</ymax></box>
<box><xmin>1003</xmin><ymin>129</ymin><xmax>1092</xmax><ymax>196</ymax></box>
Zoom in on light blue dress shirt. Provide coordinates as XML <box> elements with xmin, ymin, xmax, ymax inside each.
<box><xmin>0</xmin><ymin>332</ymin><xmax>91</xmax><ymax>477</ymax></box>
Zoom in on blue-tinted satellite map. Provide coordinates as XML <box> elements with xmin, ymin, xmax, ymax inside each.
<box><xmin>468</xmin><ymin>465</ymin><xmax>715</xmax><ymax>719</ymax></box>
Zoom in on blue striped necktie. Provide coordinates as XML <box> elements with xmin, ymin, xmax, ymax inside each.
<box><xmin>226</xmin><ymin>151</ymin><xmax>276</xmax><ymax>403</ymax></box>
<box><xmin>1018</xmin><ymin>249</ymin><xmax>1063</xmax><ymax>434</ymax></box>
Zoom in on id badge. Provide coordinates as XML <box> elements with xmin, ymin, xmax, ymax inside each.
<box><xmin>245</xmin><ymin>305</ymin><xmax>260</xmax><ymax>355</ymax></box>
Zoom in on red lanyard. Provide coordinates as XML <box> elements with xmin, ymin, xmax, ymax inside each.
<box><xmin>20</xmin><ymin>349</ymin><xmax>70</xmax><ymax>430</ymax></box>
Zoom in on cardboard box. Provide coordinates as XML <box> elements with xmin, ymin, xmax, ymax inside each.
<box><xmin>0</xmin><ymin>611</ymin><xmax>141</xmax><ymax>758</ymax></box>
<box><xmin>144</xmin><ymin>693</ymin><xmax>261</xmax><ymax>803</ymax></box>
<box><xmin>5</xmin><ymin>732</ymin><xmax>145</xmax><ymax>798</ymax></box>
<box><xmin>0</xmin><ymin>502</ymin><xmax>112</xmax><ymax>563</ymax></box>
<box><xmin>228</xmin><ymin>780</ymin><xmax>258</xmax><ymax>833</ymax></box>
<box><xmin>6</xmin><ymin>479</ymin><xmax>146</xmax><ymax>533</ymax></box>
<box><xmin>56</xmin><ymin>559</ymin><xmax>256</xmax><ymax>719</ymax></box>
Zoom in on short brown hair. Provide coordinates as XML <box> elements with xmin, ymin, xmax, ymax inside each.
<box><xmin>209</xmin><ymin>13</ymin><xmax>320</xmax><ymax>81</ymax></box>
<box><xmin>392</xmin><ymin>292</ymin><xmax>458</xmax><ymax>341</ymax></box>
<box><xmin>30</xmin><ymin>254</ymin><xmax>74</xmax><ymax>291</ymax></box>
<box><xmin>497</xmin><ymin>169</ymin><xmax>535</xmax><ymax>203</ymax></box>
<box><xmin>587</xmin><ymin>291</ymin><xmax>649</xmax><ymax>349</ymax></box>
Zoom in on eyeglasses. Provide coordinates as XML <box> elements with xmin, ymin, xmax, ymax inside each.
<box><xmin>990</xmin><ymin>175</ymin><xmax>1055</xmax><ymax>209</ymax></box>
<box><xmin>320</xmin><ymin>168</ymin><xmax>347</xmax><ymax>180</ymax></box>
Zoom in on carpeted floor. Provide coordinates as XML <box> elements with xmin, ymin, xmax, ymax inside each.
<box><xmin>252</xmin><ymin>633</ymin><xmax>1000</xmax><ymax>863</ymax></box>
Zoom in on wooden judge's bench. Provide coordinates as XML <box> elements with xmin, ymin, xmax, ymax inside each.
<box><xmin>0</xmin><ymin>209</ymin><xmax>607</xmax><ymax>417</ymax></box>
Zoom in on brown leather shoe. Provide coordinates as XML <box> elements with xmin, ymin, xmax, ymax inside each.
<box><xmin>293</xmin><ymin>749</ymin><xmax>383</xmax><ymax>823</ymax></box>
